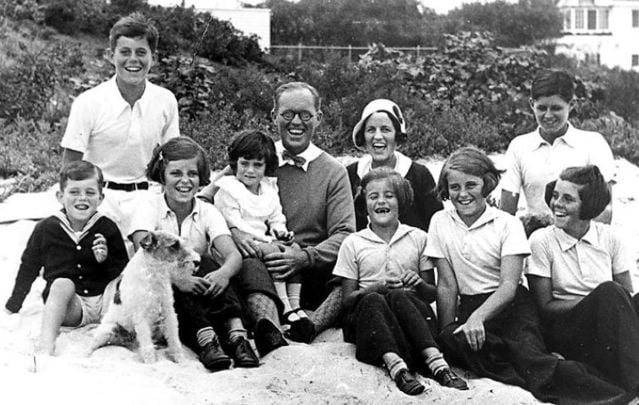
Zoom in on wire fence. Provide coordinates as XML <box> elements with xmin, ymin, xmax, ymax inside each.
<box><xmin>267</xmin><ymin>44</ymin><xmax>437</xmax><ymax>63</ymax></box>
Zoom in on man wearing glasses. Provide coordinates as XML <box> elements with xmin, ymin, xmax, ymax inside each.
<box><xmin>230</xmin><ymin>82</ymin><xmax>355</xmax><ymax>355</ymax></box>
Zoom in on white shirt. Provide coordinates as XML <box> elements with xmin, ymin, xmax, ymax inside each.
<box><xmin>355</xmin><ymin>151</ymin><xmax>412</xmax><ymax>179</ymax></box>
<box><xmin>500</xmin><ymin>123</ymin><xmax>614</xmax><ymax>216</ymax></box>
<box><xmin>527</xmin><ymin>223</ymin><xmax>632</xmax><ymax>300</ymax></box>
<box><xmin>214</xmin><ymin>175</ymin><xmax>288</xmax><ymax>242</ymax></box>
<box><xmin>275</xmin><ymin>141</ymin><xmax>322</xmax><ymax>172</ymax></box>
<box><xmin>426</xmin><ymin>206</ymin><xmax>530</xmax><ymax>295</ymax></box>
<box><xmin>61</xmin><ymin>77</ymin><xmax>179</xmax><ymax>183</ymax></box>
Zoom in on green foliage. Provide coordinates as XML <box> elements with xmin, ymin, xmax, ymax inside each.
<box><xmin>41</xmin><ymin>0</ymin><xmax>109</xmax><ymax>36</ymax></box>
<box><xmin>446</xmin><ymin>0</ymin><xmax>562</xmax><ymax>47</ymax></box>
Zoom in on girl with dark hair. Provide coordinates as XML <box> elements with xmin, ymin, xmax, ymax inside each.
<box><xmin>527</xmin><ymin>165</ymin><xmax>639</xmax><ymax>394</ymax></box>
<box><xmin>334</xmin><ymin>167</ymin><xmax>467</xmax><ymax>396</ymax></box>
<box><xmin>130</xmin><ymin>137</ymin><xmax>260</xmax><ymax>371</ymax></box>
<box><xmin>428</xmin><ymin>148</ymin><xmax>631</xmax><ymax>404</ymax></box>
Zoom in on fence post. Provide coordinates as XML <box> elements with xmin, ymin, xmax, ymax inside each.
<box><xmin>298</xmin><ymin>42</ymin><xmax>302</xmax><ymax>62</ymax></box>
<box><xmin>348</xmin><ymin>44</ymin><xmax>352</xmax><ymax>63</ymax></box>
<box><xmin>417</xmin><ymin>45</ymin><xmax>420</xmax><ymax>58</ymax></box>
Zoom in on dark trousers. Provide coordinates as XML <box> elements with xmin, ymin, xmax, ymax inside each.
<box><xmin>173</xmin><ymin>255</ymin><xmax>242</xmax><ymax>352</ymax></box>
<box><xmin>300</xmin><ymin>262</ymin><xmax>335</xmax><ymax>310</ymax></box>
<box><xmin>546</xmin><ymin>281</ymin><xmax>639</xmax><ymax>393</ymax></box>
<box><xmin>343</xmin><ymin>289</ymin><xmax>438</xmax><ymax>370</ymax></box>
<box><xmin>439</xmin><ymin>286</ymin><xmax>627</xmax><ymax>404</ymax></box>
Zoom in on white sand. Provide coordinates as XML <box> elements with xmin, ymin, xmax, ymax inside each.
<box><xmin>4</xmin><ymin>156</ymin><xmax>638</xmax><ymax>405</ymax></box>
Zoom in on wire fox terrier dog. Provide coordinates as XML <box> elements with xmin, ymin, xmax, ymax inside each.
<box><xmin>90</xmin><ymin>230</ymin><xmax>199</xmax><ymax>363</ymax></box>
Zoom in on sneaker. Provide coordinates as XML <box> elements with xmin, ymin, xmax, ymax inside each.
<box><xmin>394</xmin><ymin>369</ymin><xmax>425</xmax><ymax>396</ymax></box>
<box><xmin>229</xmin><ymin>337</ymin><xmax>260</xmax><ymax>368</ymax></box>
<box><xmin>434</xmin><ymin>368</ymin><xmax>469</xmax><ymax>390</ymax></box>
<box><xmin>254</xmin><ymin>319</ymin><xmax>288</xmax><ymax>357</ymax></box>
<box><xmin>199</xmin><ymin>341</ymin><xmax>232</xmax><ymax>372</ymax></box>
<box><xmin>286</xmin><ymin>318</ymin><xmax>316</xmax><ymax>343</ymax></box>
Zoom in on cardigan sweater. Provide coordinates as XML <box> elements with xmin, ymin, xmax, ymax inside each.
<box><xmin>5</xmin><ymin>212</ymin><xmax>128</xmax><ymax>313</ymax></box>
<box><xmin>275</xmin><ymin>151</ymin><xmax>355</xmax><ymax>269</ymax></box>
<box><xmin>346</xmin><ymin>160</ymin><xmax>443</xmax><ymax>232</ymax></box>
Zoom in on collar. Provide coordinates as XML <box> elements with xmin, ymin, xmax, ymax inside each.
<box><xmin>54</xmin><ymin>209</ymin><xmax>104</xmax><ymax>244</ymax></box>
<box><xmin>553</xmin><ymin>222</ymin><xmax>597</xmax><ymax>252</ymax></box>
<box><xmin>358</xmin><ymin>222</ymin><xmax>414</xmax><ymax>245</ymax></box>
<box><xmin>108</xmin><ymin>75</ymin><xmax>150</xmax><ymax>110</ymax></box>
<box><xmin>450</xmin><ymin>205</ymin><xmax>499</xmax><ymax>230</ymax></box>
<box><xmin>275</xmin><ymin>141</ymin><xmax>323</xmax><ymax>172</ymax></box>
<box><xmin>160</xmin><ymin>194</ymin><xmax>199</xmax><ymax>221</ymax></box>
<box><xmin>356</xmin><ymin>151</ymin><xmax>412</xmax><ymax>179</ymax></box>
<box><xmin>533</xmin><ymin>122</ymin><xmax>576</xmax><ymax>150</ymax></box>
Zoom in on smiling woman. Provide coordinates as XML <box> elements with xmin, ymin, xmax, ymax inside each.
<box><xmin>347</xmin><ymin>99</ymin><xmax>442</xmax><ymax>232</ymax></box>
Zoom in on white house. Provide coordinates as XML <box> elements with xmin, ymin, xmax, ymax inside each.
<box><xmin>147</xmin><ymin>0</ymin><xmax>271</xmax><ymax>50</ymax></box>
<box><xmin>556</xmin><ymin>0</ymin><xmax>639</xmax><ymax>70</ymax></box>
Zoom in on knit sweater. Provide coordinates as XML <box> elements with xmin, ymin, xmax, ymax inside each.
<box><xmin>276</xmin><ymin>151</ymin><xmax>355</xmax><ymax>268</ymax></box>
<box><xmin>347</xmin><ymin>160</ymin><xmax>442</xmax><ymax>232</ymax></box>
<box><xmin>5</xmin><ymin>212</ymin><xmax>128</xmax><ymax>313</ymax></box>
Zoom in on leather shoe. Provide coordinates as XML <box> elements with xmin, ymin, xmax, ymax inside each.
<box><xmin>254</xmin><ymin>319</ymin><xmax>288</xmax><ymax>357</ymax></box>
<box><xmin>286</xmin><ymin>318</ymin><xmax>316</xmax><ymax>343</ymax></box>
<box><xmin>394</xmin><ymin>369</ymin><xmax>425</xmax><ymax>395</ymax></box>
<box><xmin>229</xmin><ymin>337</ymin><xmax>260</xmax><ymax>368</ymax></box>
<box><xmin>434</xmin><ymin>368</ymin><xmax>469</xmax><ymax>390</ymax></box>
<box><xmin>199</xmin><ymin>341</ymin><xmax>232</xmax><ymax>372</ymax></box>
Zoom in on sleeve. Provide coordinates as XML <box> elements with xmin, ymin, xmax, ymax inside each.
<box><xmin>500</xmin><ymin>216</ymin><xmax>531</xmax><ymax>257</ymax></box>
<box><xmin>590</xmin><ymin>133</ymin><xmax>615</xmax><ymax>183</ymax></box>
<box><xmin>499</xmin><ymin>138</ymin><xmax>522</xmax><ymax>194</ymax></box>
<box><xmin>161</xmin><ymin>91</ymin><xmax>180</xmax><ymax>142</ymax></box>
<box><xmin>410</xmin><ymin>164</ymin><xmax>443</xmax><ymax>230</ymax></box>
<box><xmin>265</xmin><ymin>181</ymin><xmax>288</xmax><ymax>234</ymax></box>
<box><xmin>203</xmin><ymin>204</ymin><xmax>232</xmax><ymax>242</ymax></box>
<box><xmin>214</xmin><ymin>188</ymin><xmax>247</xmax><ymax>230</ymax></box>
<box><xmin>331</xmin><ymin>236</ymin><xmax>359</xmax><ymax>281</ymax></box>
<box><xmin>101</xmin><ymin>219</ymin><xmax>128</xmax><ymax>280</ymax></box>
<box><xmin>526</xmin><ymin>229</ymin><xmax>552</xmax><ymax>278</ymax></box>
<box><xmin>127</xmin><ymin>194</ymin><xmax>159</xmax><ymax>238</ymax></box>
<box><xmin>303</xmin><ymin>166</ymin><xmax>355</xmax><ymax>268</ymax></box>
<box><xmin>424</xmin><ymin>213</ymin><xmax>446</xmax><ymax>259</ymax></box>
<box><xmin>419</xmin><ymin>233</ymin><xmax>435</xmax><ymax>271</ymax></box>
<box><xmin>60</xmin><ymin>94</ymin><xmax>92</xmax><ymax>153</ymax></box>
<box><xmin>610</xmin><ymin>229</ymin><xmax>634</xmax><ymax>275</ymax></box>
<box><xmin>5</xmin><ymin>222</ymin><xmax>46</xmax><ymax>313</ymax></box>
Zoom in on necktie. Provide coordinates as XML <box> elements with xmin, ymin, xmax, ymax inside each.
<box><xmin>282</xmin><ymin>150</ymin><xmax>306</xmax><ymax>168</ymax></box>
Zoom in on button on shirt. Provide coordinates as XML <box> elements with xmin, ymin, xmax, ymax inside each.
<box><xmin>426</xmin><ymin>207</ymin><xmax>530</xmax><ymax>295</ymax></box>
<box><xmin>61</xmin><ymin>77</ymin><xmax>179</xmax><ymax>183</ymax></box>
<box><xmin>333</xmin><ymin>224</ymin><xmax>433</xmax><ymax>291</ymax></box>
<box><xmin>527</xmin><ymin>223</ymin><xmax>632</xmax><ymax>300</ymax></box>
<box><xmin>129</xmin><ymin>193</ymin><xmax>230</xmax><ymax>256</ymax></box>
<box><xmin>501</xmin><ymin>124</ymin><xmax>614</xmax><ymax>216</ymax></box>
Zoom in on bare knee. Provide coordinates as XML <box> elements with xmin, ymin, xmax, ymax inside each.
<box><xmin>47</xmin><ymin>278</ymin><xmax>76</xmax><ymax>301</ymax></box>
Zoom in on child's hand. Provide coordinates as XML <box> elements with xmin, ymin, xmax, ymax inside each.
<box><xmin>173</xmin><ymin>275</ymin><xmax>210</xmax><ymax>295</ymax></box>
<box><xmin>92</xmin><ymin>233</ymin><xmax>108</xmax><ymax>263</ymax></box>
<box><xmin>273</xmin><ymin>230</ymin><xmax>295</xmax><ymax>245</ymax></box>
<box><xmin>400</xmin><ymin>271</ymin><xmax>423</xmax><ymax>288</ymax></box>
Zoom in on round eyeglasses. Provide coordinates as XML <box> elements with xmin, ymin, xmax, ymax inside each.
<box><xmin>279</xmin><ymin>110</ymin><xmax>314</xmax><ymax>122</ymax></box>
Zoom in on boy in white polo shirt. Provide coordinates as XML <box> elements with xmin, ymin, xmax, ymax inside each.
<box><xmin>500</xmin><ymin>69</ymin><xmax>614</xmax><ymax>222</ymax></box>
<box><xmin>61</xmin><ymin>12</ymin><xmax>179</xmax><ymax>241</ymax></box>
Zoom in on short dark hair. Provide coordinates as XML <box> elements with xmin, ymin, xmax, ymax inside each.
<box><xmin>361</xmin><ymin>167</ymin><xmax>414</xmax><ymax>215</ymax></box>
<box><xmin>544</xmin><ymin>165</ymin><xmax>610</xmax><ymax>220</ymax></box>
<box><xmin>59</xmin><ymin>160</ymin><xmax>104</xmax><ymax>192</ymax></box>
<box><xmin>273</xmin><ymin>81</ymin><xmax>321</xmax><ymax>111</ymax></box>
<box><xmin>109</xmin><ymin>12</ymin><xmax>159</xmax><ymax>53</ymax></box>
<box><xmin>228</xmin><ymin>130</ymin><xmax>278</xmax><ymax>176</ymax></box>
<box><xmin>531</xmin><ymin>69</ymin><xmax>574</xmax><ymax>103</ymax></box>
<box><xmin>146</xmin><ymin>137</ymin><xmax>210</xmax><ymax>186</ymax></box>
<box><xmin>437</xmin><ymin>147</ymin><xmax>503</xmax><ymax>201</ymax></box>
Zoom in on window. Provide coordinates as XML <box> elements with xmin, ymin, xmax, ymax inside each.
<box><xmin>632</xmin><ymin>55</ymin><xmax>639</xmax><ymax>67</ymax></box>
<box><xmin>598</xmin><ymin>9</ymin><xmax>609</xmax><ymax>30</ymax></box>
<box><xmin>564</xmin><ymin>10</ymin><xmax>572</xmax><ymax>30</ymax></box>
<box><xmin>587</xmin><ymin>9</ymin><xmax>597</xmax><ymax>29</ymax></box>
<box><xmin>575</xmin><ymin>9</ymin><xmax>584</xmax><ymax>29</ymax></box>
<box><xmin>633</xmin><ymin>10</ymin><xmax>639</xmax><ymax>28</ymax></box>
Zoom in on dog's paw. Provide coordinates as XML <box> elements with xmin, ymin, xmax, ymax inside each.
<box><xmin>169</xmin><ymin>350</ymin><xmax>185</xmax><ymax>363</ymax></box>
<box><xmin>139</xmin><ymin>346</ymin><xmax>157</xmax><ymax>364</ymax></box>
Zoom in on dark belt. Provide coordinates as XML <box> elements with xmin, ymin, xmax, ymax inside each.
<box><xmin>104</xmin><ymin>181</ymin><xmax>149</xmax><ymax>191</ymax></box>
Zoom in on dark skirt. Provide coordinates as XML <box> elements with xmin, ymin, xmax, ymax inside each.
<box><xmin>545</xmin><ymin>281</ymin><xmax>639</xmax><ymax>393</ymax></box>
<box><xmin>343</xmin><ymin>289</ymin><xmax>438</xmax><ymax>370</ymax></box>
<box><xmin>438</xmin><ymin>286</ymin><xmax>627</xmax><ymax>404</ymax></box>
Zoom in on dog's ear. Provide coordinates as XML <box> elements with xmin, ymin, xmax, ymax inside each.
<box><xmin>139</xmin><ymin>232</ymin><xmax>157</xmax><ymax>251</ymax></box>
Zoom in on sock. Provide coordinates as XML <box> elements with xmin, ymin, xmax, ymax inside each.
<box><xmin>196</xmin><ymin>326</ymin><xmax>217</xmax><ymax>348</ymax></box>
<box><xmin>246</xmin><ymin>293</ymin><xmax>282</xmax><ymax>329</ymax></box>
<box><xmin>423</xmin><ymin>347</ymin><xmax>449</xmax><ymax>376</ymax></box>
<box><xmin>308</xmin><ymin>287</ymin><xmax>342</xmax><ymax>333</ymax></box>
<box><xmin>228</xmin><ymin>328</ymin><xmax>248</xmax><ymax>344</ymax></box>
<box><xmin>383</xmin><ymin>352</ymin><xmax>408</xmax><ymax>379</ymax></box>
<box><xmin>275</xmin><ymin>281</ymin><xmax>299</xmax><ymax>321</ymax></box>
<box><xmin>287</xmin><ymin>283</ymin><xmax>302</xmax><ymax>310</ymax></box>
